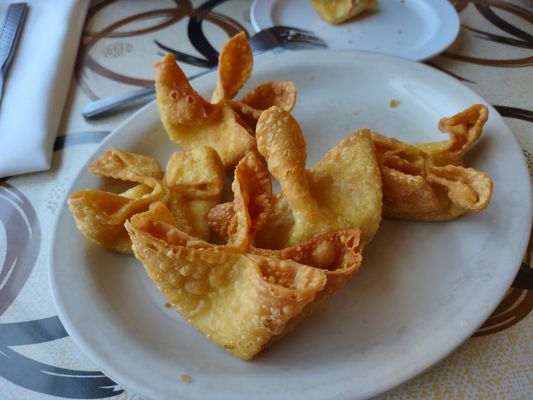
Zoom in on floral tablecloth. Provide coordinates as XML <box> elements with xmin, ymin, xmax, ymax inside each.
<box><xmin>1</xmin><ymin>0</ymin><xmax>532</xmax><ymax>398</ymax></box>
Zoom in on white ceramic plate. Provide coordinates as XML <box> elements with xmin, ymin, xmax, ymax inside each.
<box><xmin>250</xmin><ymin>0</ymin><xmax>460</xmax><ymax>60</ymax></box>
<box><xmin>50</xmin><ymin>50</ymin><xmax>532</xmax><ymax>400</ymax></box>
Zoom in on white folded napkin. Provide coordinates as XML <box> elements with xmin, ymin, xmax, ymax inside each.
<box><xmin>0</xmin><ymin>0</ymin><xmax>89</xmax><ymax>178</ymax></box>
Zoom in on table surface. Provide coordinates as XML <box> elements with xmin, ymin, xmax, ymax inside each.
<box><xmin>1</xmin><ymin>0</ymin><xmax>532</xmax><ymax>399</ymax></box>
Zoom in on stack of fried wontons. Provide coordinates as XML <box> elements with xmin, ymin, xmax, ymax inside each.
<box><xmin>68</xmin><ymin>32</ymin><xmax>493</xmax><ymax>360</ymax></box>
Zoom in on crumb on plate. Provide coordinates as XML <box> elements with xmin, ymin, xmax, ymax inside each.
<box><xmin>390</xmin><ymin>99</ymin><xmax>400</xmax><ymax>108</ymax></box>
<box><xmin>181</xmin><ymin>374</ymin><xmax>191</xmax><ymax>383</ymax></box>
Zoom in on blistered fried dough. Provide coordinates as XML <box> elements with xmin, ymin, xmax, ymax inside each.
<box><xmin>251</xmin><ymin>230</ymin><xmax>361</xmax><ymax>296</ymax></box>
<box><xmin>240</xmin><ymin>80</ymin><xmax>297</xmax><ymax>113</ymax></box>
<box><xmin>380</xmin><ymin>165</ymin><xmax>440</xmax><ymax>215</ymax></box>
<box><xmin>229</xmin><ymin>80</ymin><xmax>297</xmax><ymax>132</ymax></box>
<box><xmin>204</xmin><ymin>152</ymin><xmax>273</xmax><ymax>249</ymax></box>
<box><xmin>128</xmin><ymin>214</ymin><xmax>323</xmax><ymax>360</ymax></box>
<box><xmin>154</xmin><ymin>33</ymin><xmax>254</xmax><ymax>168</ymax></box>
<box><xmin>427</xmin><ymin>164</ymin><xmax>492</xmax><ymax>214</ymax></box>
<box><xmin>165</xmin><ymin>146</ymin><xmax>224</xmax><ymax>240</ymax></box>
<box><xmin>250</xmin><ymin>230</ymin><xmax>361</xmax><ymax>341</ymax></box>
<box><xmin>227</xmin><ymin>100</ymin><xmax>262</xmax><ymax>125</ymax></box>
<box><xmin>211</xmin><ymin>32</ymin><xmax>253</xmax><ymax>104</ymax></box>
<box><xmin>368</xmin><ymin>130</ymin><xmax>493</xmax><ymax>220</ymax></box>
<box><xmin>307</xmin><ymin>130</ymin><xmax>383</xmax><ymax>243</ymax></box>
<box><xmin>68</xmin><ymin>149</ymin><xmax>168</xmax><ymax>254</ymax></box>
<box><xmin>165</xmin><ymin>146</ymin><xmax>223</xmax><ymax>199</ymax></box>
<box><xmin>256</xmin><ymin>106</ymin><xmax>333</xmax><ymax>242</ymax></box>
<box><xmin>235</xmin><ymin>152</ymin><xmax>273</xmax><ymax>238</ymax></box>
<box><xmin>212</xmin><ymin>111</ymin><xmax>382</xmax><ymax>247</ymax></box>
<box><xmin>214</xmin><ymin>37</ymin><xmax>295</xmax><ymax>125</ymax></box>
<box><xmin>155</xmin><ymin>53</ymin><xmax>255</xmax><ymax>167</ymax></box>
<box><xmin>204</xmin><ymin>152</ymin><xmax>272</xmax><ymax>248</ymax></box>
<box><xmin>225</xmin><ymin>152</ymin><xmax>273</xmax><ymax>248</ymax></box>
<box><xmin>126</xmin><ymin>153</ymin><xmax>363</xmax><ymax>360</ymax></box>
<box><xmin>254</xmin><ymin>106</ymin><xmax>382</xmax><ymax>248</ymax></box>
<box><xmin>90</xmin><ymin>148</ymin><xmax>163</xmax><ymax>180</ymax></box>
<box><xmin>125</xmin><ymin>202</ymin><xmax>362</xmax><ymax>360</ymax></box>
<box><xmin>154</xmin><ymin>53</ymin><xmax>216</xmax><ymax>126</ymax></box>
<box><xmin>155</xmin><ymin>32</ymin><xmax>299</xmax><ymax>167</ymax></box>
<box><xmin>207</xmin><ymin>202</ymin><xmax>234</xmax><ymax>241</ymax></box>
<box><xmin>416</xmin><ymin>104</ymin><xmax>489</xmax><ymax>166</ymax></box>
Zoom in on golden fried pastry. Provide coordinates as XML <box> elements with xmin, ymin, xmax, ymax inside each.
<box><xmin>164</xmin><ymin>146</ymin><xmax>224</xmax><ymax>240</ymax></box>
<box><xmin>306</xmin><ymin>129</ymin><xmax>383</xmax><ymax>243</ymax></box>
<box><xmin>230</xmin><ymin>80</ymin><xmax>297</xmax><ymax>131</ymax></box>
<box><xmin>416</xmin><ymin>104</ymin><xmax>489</xmax><ymax>166</ymax></box>
<box><xmin>311</xmin><ymin>0</ymin><xmax>378</xmax><ymax>24</ymax></box>
<box><xmin>68</xmin><ymin>149</ymin><xmax>169</xmax><ymax>254</ymax></box>
<box><xmin>125</xmin><ymin>152</ymin><xmax>362</xmax><ymax>360</ymax></box>
<box><xmin>155</xmin><ymin>53</ymin><xmax>254</xmax><ymax>167</ymax></box>
<box><xmin>207</xmin><ymin>151</ymin><xmax>273</xmax><ymax>245</ymax></box>
<box><xmin>154</xmin><ymin>32</ymin><xmax>297</xmax><ymax>167</ymax></box>
<box><xmin>68</xmin><ymin>146</ymin><xmax>225</xmax><ymax>253</ymax></box>
<box><xmin>367</xmin><ymin>105</ymin><xmax>493</xmax><ymax>220</ymax></box>
<box><xmin>211</xmin><ymin>32</ymin><xmax>253</xmax><ymax>104</ymax></box>
<box><xmin>209</xmin><ymin>106</ymin><xmax>382</xmax><ymax>249</ymax></box>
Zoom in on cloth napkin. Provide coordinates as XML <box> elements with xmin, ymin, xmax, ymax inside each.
<box><xmin>0</xmin><ymin>0</ymin><xmax>89</xmax><ymax>178</ymax></box>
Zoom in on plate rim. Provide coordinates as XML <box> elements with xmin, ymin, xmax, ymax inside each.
<box><xmin>49</xmin><ymin>49</ymin><xmax>533</xmax><ymax>400</ymax></box>
<box><xmin>249</xmin><ymin>0</ymin><xmax>460</xmax><ymax>61</ymax></box>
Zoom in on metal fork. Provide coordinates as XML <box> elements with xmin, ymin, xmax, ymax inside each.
<box><xmin>82</xmin><ymin>26</ymin><xmax>327</xmax><ymax>119</ymax></box>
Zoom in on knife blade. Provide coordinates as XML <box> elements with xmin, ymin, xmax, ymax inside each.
<box><xmin>0</xmin><ymin>3</ymin><xmax>28</xmax><ymax>108</ymax></box>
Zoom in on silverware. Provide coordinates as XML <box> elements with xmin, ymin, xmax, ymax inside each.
<box><xmin>82</xmin><ymin>26</ymin><xmax>327</xmax><ymax>119</ymax></box>
<box><xmin>0</xmin><ymin>3</ymin><xmax>27</xmax><ymax>109</ymax></box>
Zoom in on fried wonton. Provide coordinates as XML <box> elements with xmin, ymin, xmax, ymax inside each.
<box><xmin>68</xmin><ymin>146</ymin><xmax>224</xmax><ymax>253</ymax></box>
<box><xmin>209</xmin><ymin>106</ymin><xmax>382</xmax><ymax>249</ymax></box>
<box><xmin>229</xmin><ymin>80</ymin><xmax>297</xmax><ymax>131</ymax></box>
<box><xmin>164</xmin><ymin>146</ymin><xmax>224</xmax><ymax>240</ymax></box>
<box><xmin>155</xmin><ymin>52</ymin><xmax>254</xmax><ymax>167</ymax></box>
<box><xmin>154</xmin><ymin>32</ymin><xmax>297</xmax><ymax>167</ymax></box>
<box><xmin>416</xmin><ymin>104</ymin><xmax>489</xmax><ymax>166</ymax></box>
<box><xmin>312</xmin><ymin>0</ymin><xmax>378</xmax><ymax>24</ymax></box>
<box><xmin>125</xmin><ymin>152</ymin><xmax>362</xmax><ymax>360</ymax></box>
<box><xmin>367</xmin><ymin>104</ymin><xmax>493</xmax><ymax>220</ymax></box>
<box><xmin>68</xmin><ymin>149</ymin><xmax>169</xmax><ymax>254</ymax></box>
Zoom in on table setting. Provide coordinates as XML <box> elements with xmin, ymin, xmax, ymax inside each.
<box><xmin>0</xmin><ymin>1</ymin><xmax>532</xmax><ymax>399</ymax></box>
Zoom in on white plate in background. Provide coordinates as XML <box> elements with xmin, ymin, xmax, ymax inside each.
<box><xmin>50</xmin><ymin>50</ymin><xmax>531</xmax><ymax>400</ymax></box>
<box><xmin>250</xmin><ymin>0</ymin><xmax>460</xmax><ymax>60</ymax></box>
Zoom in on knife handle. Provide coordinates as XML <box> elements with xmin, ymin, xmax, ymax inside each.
<box><xmin>0</xmin><ymin>3</ymin><xmax>27</xmax><ymax>106</ymax></box>
<box><xmin>0</xmin><ymin>3</ymin><xmax>28</xmax><ymax>71</ymax></box>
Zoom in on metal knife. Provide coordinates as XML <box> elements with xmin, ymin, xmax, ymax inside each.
<box><xmin>0</xmin><ymin>3</ymin><xmax>28</xmax><ymax>108</ymax></box>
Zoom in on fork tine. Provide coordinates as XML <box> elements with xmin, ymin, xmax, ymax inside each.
<box><xmin>282</xmin><ymin>38</ymin><xmax>328</xmax><ymax>48</ymax></box>
<box><xmin>287</xmin><ymin>32</ymin><xmax>328</xmax><ymax>47</ymax></box>
<box><xmin>268</xmin><ymin>25</ymin><xmax>315</xmax><ymax>35</ymax></box>
<box><xmin>266</xmin><ymin>27</ymin><xmax>327</xmax><ymax>47</ymax></box>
